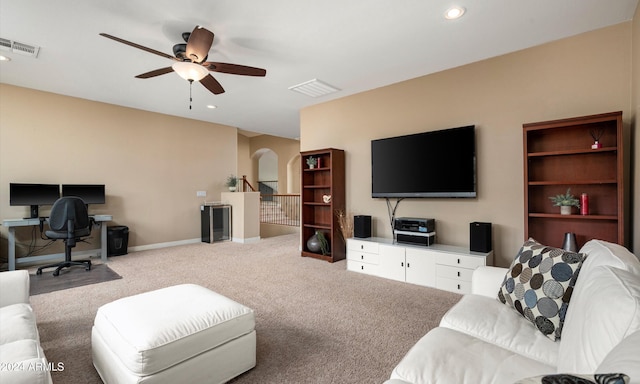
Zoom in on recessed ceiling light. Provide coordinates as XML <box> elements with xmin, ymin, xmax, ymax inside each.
<box><xmin>206</xmin><ymin>105</ymin><xmax>217</xmax><ymax>109</ymax></box>
<box><xmin>445</xmin><ymin>6</ymin><xmax>465</xmax><ymax>20</ymax></box>
<box><xmin>0</xmin><ymin>55</ymin><xmax>11</xmax><ymax>61</ymax></box>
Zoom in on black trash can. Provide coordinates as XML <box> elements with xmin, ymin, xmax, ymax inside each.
<box><xmin>107</xmin><ymin>226</ymin><xmax>129</xmax><ymax>256</ymax></box>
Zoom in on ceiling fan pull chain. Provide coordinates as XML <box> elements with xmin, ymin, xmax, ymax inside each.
<box><xmin>189</xmin><ymin>79</ymin><xmax>193</xmax><ymax>109</ymax></box>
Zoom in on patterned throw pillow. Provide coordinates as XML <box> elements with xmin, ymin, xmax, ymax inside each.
<box><xmin>498</xmin><ymin>238</ymin><xmax>585</xmax><ymax>341</ymax></box>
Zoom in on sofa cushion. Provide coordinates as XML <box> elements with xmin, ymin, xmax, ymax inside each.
<box><xmin>578</xmin><ymin>240</ymin><xmax>640</xmax><ymax>275</ymax></box>
<box><xmin>390</xmin><ymin>327</ymin><xmax>555</xmax><ymax>384</ymax></box>
<box><xmin>596</xmin><ymin>330</ymin><xmax>640</xmax><ymax>381</ymax></box>
<box><xmin>0</xmin><ymin>340</ymin><xmax>51</xmax><ymax>384</ymax></box>
<box><xmin>515</xmin><ymin>373</ymin><xmax>629</xmax><ymax>384</ymax></box>
<box><xmin>0</xmin><ymin>270</ymin><xmax>30</xmax><ymax>308</ymax></box>
<box><xmin>440</xmin><ymin>294</ymin><xmax>558</xmax><ymax>366</ymax></box>
<box><xmin>558</xmin><ymin>266</ymin><xmax>640</xmax><ymax>373</ymax></box>
<box><xmin>0</xmin><ymin>339</ymin><xmax>46</xmax><ymax>364</ymax></box>
<box><xmin>0</xmin><ymin>303</ymin><xmax>39</xmax><ymax>345</ymax></box>
<box><xmin>498</xmin><ymin>238</ymin><xmax>585</xmax><ymax>341</ymax></box>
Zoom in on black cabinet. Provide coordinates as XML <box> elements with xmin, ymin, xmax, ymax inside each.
<box><xmin>201</xmin><ymin>204</ymin><xmax>231</xmax><ymax>243</ymax></box>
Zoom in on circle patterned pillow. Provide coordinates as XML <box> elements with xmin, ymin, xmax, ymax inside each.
<box><xmin>498</xmin><ymin>238</ymin><xmax>586</xmax><ymax>341</ymax></box>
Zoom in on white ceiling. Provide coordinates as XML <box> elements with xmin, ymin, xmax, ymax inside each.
<box><xmin>1</xmin><ymin>1</ymin><xmax>637</xmax><ymax>139</ymax></box>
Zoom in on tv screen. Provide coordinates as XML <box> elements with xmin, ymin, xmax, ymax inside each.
<box><xmin>371</xmin><ymin>125</ymin><xmax>476</xmax><ymax>198</ymax></box>
<box><xmin>62</xmin><ymin>184</ymin><xmax>106</xmax><ymax>204</ymax></box>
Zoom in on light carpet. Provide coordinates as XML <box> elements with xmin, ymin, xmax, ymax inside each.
<box><xmin>28</xmin><ymin>234</ymin><xmax>461</xmax><ymax>384</ymax></box>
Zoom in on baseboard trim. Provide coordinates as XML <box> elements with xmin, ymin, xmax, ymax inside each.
<box><xmin>126</xmin><ymin>236</ymin><xmax>263</xmax><ymax>253</ymax></box>
<box><xmin>127</xmin><ymin>238</ymin><xmax>201</xmax><ymax>252</ymax></box>
<box><xmin>232</xmin><ymin>237</ymin><xmax>261</xmax><ymax>244</ymax></box>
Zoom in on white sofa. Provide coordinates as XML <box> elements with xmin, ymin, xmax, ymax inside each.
<box><xmin>385</xmin><ymin>239</ymin><xmax>640</xmax><ymax>384</ymax></box>
<box><xmin>0</xmin><ymin>270</ymin><xmax>53</xmax><ymax>384</ymax></box>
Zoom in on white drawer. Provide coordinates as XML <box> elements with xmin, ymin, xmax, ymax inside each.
<box><xmin>347</xmin><ymin>239</ymin><xmax>379</xmax><ymax>254</ymax></box>
<box><xmin>436</xmin><ymin>276</ymin><xmax>471</xmax><ymax>294</ymax></box>
<box><xmin>347</xmin><ymin>250</ymin><xmax>380</xmax><ymax>264</ymax></box>
<box><xmin>347</xmin><ymin>260</ymin><xmax>379</xmax><ymax>276</ymax></box>
<box><xmin>435</xmin><ymin>252</ymin><xmax>486</xmax><ymax>269</ymax></box>
<box><xmin>436</xmin><ymin>264</ymin><xmax>474</xmax><ymax>282</ymax></box>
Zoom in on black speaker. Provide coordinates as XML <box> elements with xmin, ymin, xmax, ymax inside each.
<box><xmin>354</xmin><ymin>215</ymin><xmax>372</xmax><ymax>238</ymax></box>
<box><xmin>470</xmin><ymin>222</ymin><xmax>492</xmax><ymax>253</ymax></box>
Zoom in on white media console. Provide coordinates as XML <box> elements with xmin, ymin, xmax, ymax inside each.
<box><xmin>346</xmin><ymin>237</ymin><xmax>493</xmax><ymax>294</ymax></box>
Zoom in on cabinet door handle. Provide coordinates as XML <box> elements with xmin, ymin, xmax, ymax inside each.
<box><xmin>361</xmin><ymin>255</ymin><xmax>364</xmax><ymax>260</ymax></box>
<box><xmin>361</xmin><ymin>265</ymin><xmax>364</xmax><ymax>270</ymax></box>
<box><xmin>457</xmin><ymin>271</ymin><xmax>460</xmax><ymax>277</ymax></box>
<box><xmin>361</xmin><ymin>245</ymin><xmax>364</xmax><ymax>250</ymax></box>
<box><xmin>457</xmin><ymin>258</ymin><xmax>461</xmax><ymax>264</ymax></box>
<box><xmin>407</xmin><ymin>263</ymin><xmax>410</xmax><ymax>268</ymax></box>
<box><xmin>401</xmin><ymin>262</ymin><xmax>404</xmax><ymax>267</ymax></box>
<box><xmin>457</xmin><ymin>284</ymin><xmax>461</xmax><ymax>290</ymax></box>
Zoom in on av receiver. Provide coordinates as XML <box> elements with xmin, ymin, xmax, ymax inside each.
<box><xmin>394</xmin><ymin>217</ymin><xmax>435</xmax><ymax>233</ymax></box>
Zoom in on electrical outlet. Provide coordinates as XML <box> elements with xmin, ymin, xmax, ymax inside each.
<box><xmin>197</xmin><ymin>191</ymin><xmax>207</xmax><ymax>197</ymax></box>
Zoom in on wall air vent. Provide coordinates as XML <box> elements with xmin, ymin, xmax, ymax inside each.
<box><xmin>288</xmin><ymin>79</ymin><xmax>340</xmax><ymax>98</ymax></box>
<box><xmin>0</xmin><ymin>38</ymin><xmax>40</xmax><ymax>58</ymax></box>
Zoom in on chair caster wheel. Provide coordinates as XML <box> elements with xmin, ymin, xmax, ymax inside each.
<box><xmin>85</xmin><ymin>266</ymin><xmax>91</xmax><ymax>271</ymax></box>
<box><xmin>53</xmin><ymin>271</ymin><xmax>59</xmax><ymax>277</ymax></box>
<box><xmin>36</xmin><ymin>269</ymin><xmax>42</xmax><ymax>275</ymax></box>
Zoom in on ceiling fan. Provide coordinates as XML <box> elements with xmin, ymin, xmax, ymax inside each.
<box><xmin>99</xmin><ymin>26</ymin><xmax>266</xmax><ymax>99</ymax></box>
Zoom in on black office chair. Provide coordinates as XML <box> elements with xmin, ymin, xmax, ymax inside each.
<box><xmin>36</xmin><ymin>196</ymin><xmax>93</xmax><ymax>276</ymax></box>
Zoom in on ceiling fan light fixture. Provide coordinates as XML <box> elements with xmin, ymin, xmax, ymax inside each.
<box><xmin>445</xmin><ymin>6</ymin><xmax>466</xmax><ymax>20</ymax></box>
<box><xmin>172</xmin><ymin>62</ymin><xmax>209</xmax><ymax>81</ymax></box>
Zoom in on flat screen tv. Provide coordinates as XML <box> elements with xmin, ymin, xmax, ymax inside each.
<box><xmin>62</xmin><ymin>184</ymin><xmax>106</xmax><ymax>204</ymax></box>
<box><xmin>9</xmin><ymin>183</ymin><xmax>61</xmax><ymax>218</ymax></box>
<box><xmin>371</xmin><ymin>125</ymin><xmax>476</xmax><ymax>198</ymax></box>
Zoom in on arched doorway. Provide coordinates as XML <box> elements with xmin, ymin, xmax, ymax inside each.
<box><xmin>253</xmin><ymin>148</ymin><xmax>278</xmax><ymax>195</ymax></box>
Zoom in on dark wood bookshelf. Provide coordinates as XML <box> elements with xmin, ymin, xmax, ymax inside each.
<box><xmin>523</xmin><ymin>111</ymin><xmax>624</xmax><ymax>249</ymax></box>
<box><xmin>300</xmin><ymin>148</ymin><xmax>346</xmax><ymax>262</ymax></box>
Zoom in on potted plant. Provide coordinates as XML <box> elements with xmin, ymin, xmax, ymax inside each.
<box><xmin>549</xmin><ymin>188</ymin><xmax>580</xmax><ymax>215</ymax></box>
<box><xmin>306</xmin><ymin>156</ymin><xmax>317</xmax><ymax>169</ymax></box>
<box><xmin>225</xmin><ymin>175</ymin><xmax>238</xmax><ymax>192</ymax></box>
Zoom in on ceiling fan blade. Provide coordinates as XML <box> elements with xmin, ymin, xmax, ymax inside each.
<box><xmin>185</xmin><ymin>26</ymin><xmax>214</xmax><ymax>64</ymax></box>
<box><xmin>135</xmin><ymin>67</ymin><xmax>175</xmax><ymax>79</ymax></box>
<box><xmin>200</xmin><ymin>74</ymin><xmax>225</xmax><ymax>95</ymax></box>
<box><xmin>203</xmin><ymin>62</ymin><xmax>266</xmax><ymax>77</ymax></box>
<box><xmin>100</xmin><ymin>33</ymin><xmax>177</xmax><ymax>61</ymax></box>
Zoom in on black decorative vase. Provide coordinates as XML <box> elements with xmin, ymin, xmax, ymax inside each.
<box><xmin>307</xmin><ymin>233</ymin><xmax>321</xmax><ymax>253</ymax></box>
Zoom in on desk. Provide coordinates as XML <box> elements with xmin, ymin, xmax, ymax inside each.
<box><xmin>2</xmin><ymin>215</ymin><xmax>112</xmax><ymax>271</ymax></box>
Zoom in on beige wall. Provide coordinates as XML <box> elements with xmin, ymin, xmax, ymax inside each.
<box><xmin>221</xmin><ymin>191</ymin><xmax>261</xmax><ymax>242</ymax></box>
<box><xmin>1</xmin><ymin>84</ymin><xmax>237</xmax><ymax>259</ymax></box>
<box><xmin>300</xmin><ymin>22</ymin><xmax>636</xmax><ymax>267</ymax></box>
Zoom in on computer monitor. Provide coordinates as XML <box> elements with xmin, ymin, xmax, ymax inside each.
<box><xmin>9</xmin><ymin>183</ymin><xmax>60</xmax><ymax>218</ymax></box>
<box><xmin>61</xmin><ymin>184</ymin><xmax>106</xmax><ymax>204</ymax></box>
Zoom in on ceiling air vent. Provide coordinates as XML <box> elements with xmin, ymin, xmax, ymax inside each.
<box><xmin>288</xmin><ymin>79</ymin><xmax>340</xmax><ymax>98</ymax></box>
<box><xmin>0</xmin><ymin>38</ymin><xmax>40</xmax><ymax>58</ymax></box>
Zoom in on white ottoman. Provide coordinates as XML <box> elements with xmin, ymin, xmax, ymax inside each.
<box><xmin>92</xmin><ymin>284</ymin><xmax>256</xmax><ymax>384</ymax></box>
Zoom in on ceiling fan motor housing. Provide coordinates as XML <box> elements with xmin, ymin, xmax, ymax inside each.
<box><xmin>173</xmin><ymin>43</ymin><xmax>187</xmax><ymax>59</ymax></box>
